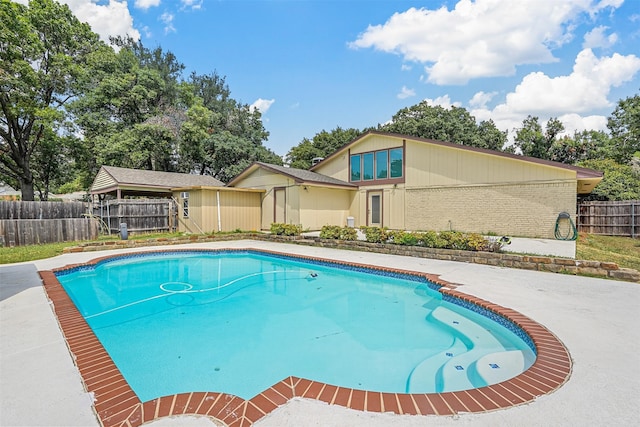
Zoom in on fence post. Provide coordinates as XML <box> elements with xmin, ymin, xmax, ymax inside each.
<box><xmin>633</xmin><ymin>201</ymin><xmax>637</xmax><ymax>238</ymax></box>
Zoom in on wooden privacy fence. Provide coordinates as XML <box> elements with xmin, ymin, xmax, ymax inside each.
<box><xmin>0</xmin><ymin>201</ymin><xmax>98</xmax><ymax>246</ymax></box>
<box><xmin>578</xmin><ymin>200</ymin><xmax>640</xmax><ymax>237</ymax></box>
<box><xmin>94</xmin><ymin>199</ymin><xmax>177</xmax><ymax>234</ymax></box>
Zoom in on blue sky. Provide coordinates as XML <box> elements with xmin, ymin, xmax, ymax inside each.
<box><xmin>26</xmin><ymin>0</ymin><xmax>640</xmax><ymax>157</ymax></box>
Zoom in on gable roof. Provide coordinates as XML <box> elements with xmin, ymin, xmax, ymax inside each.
<box><xmin>310</xmin><ymin>131</ymin><xmax>603</xmax><ymax>180</ymax></box>
<box><xmin>227</xmin><ymin>162</ymin><xmax>356</xmax><ymax>189</ymax></box>
<box><xmin>91</xmin><ymin>166</ymin><xmax>224</xmax><ymax>195</ymax></box>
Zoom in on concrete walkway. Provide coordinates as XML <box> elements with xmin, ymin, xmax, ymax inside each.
<box><xmin>1</xmin><ymin>240</ymin><xmax>638</xmax><ymax>426</ymax></box>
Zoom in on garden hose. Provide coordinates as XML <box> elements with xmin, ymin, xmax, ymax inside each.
<box><xmin>554</xmin><ymin>212</ymin><xmax>578</xmax><ymax>241</ymax></box>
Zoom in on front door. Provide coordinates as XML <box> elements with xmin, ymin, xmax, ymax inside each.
<box><xmin>368</xmin><ymin>191</ymin><xmax>382</xmax><ymax>227</ymax></box>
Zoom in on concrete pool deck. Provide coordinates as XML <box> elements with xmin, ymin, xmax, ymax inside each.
<box><xmin>1</xmin><ymin>240</ymin><xmax>638</xmax><ymax>426</ymax></box>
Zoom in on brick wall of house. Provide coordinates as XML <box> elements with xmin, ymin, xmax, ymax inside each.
<box><xmin>404</xmin><ymin>181</ymin><xmax>576</xmax><ymax>238</ymax></box>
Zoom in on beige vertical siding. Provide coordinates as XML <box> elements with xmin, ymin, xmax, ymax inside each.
<box><xmin>405</xmin><ymin>140</ymin><xmax>576</xmax><ymax>187</ymax></box>
<box><xmin>217</xmin><ymin>190</ymin><xmax>262</xmax><ymax>231</ymax></box>
<box><xmin>298</xmin><ymin>186</ymin><xmax>354</xmax><ymax>229</ymax></box>
<box><xmin>173</xmin><ymin>189</ymin><xmax>262</xmax><ymax>233</ymax></box>
<box><xmin>312</xmin><ymin>153</ymin><xmax>351</xmax><ymax>182</ymax></box>
<box><xmin>174</xmin><ymin>190</ymin><xmax>204</xmax><ymax>233</ymax></box>
<box><xmin>351</xmin><ymin>185</ymin><xmax>406</xmax><ymax>229</ymax></box>
<box><xmin>232</xmin><ymin>168</ymin><xmax>301</xmax><ymax>229</ymax></box>
<box><xmin>349</xmin><ymin>134</ymin><xmax>404</xmax><ymax>154</ymax></box>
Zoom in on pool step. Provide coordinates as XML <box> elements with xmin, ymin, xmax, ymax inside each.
<box><xmin>406</xmin><ymin>337</ymin><xmax>467</xmax><ymax>393</ymax></box>
<box><xmin>408</xmin><ymin>305</ymin><xmax>518</xmax><ymax>393</ymax></box>
<box><xmin>475</xmin><ymin>350</ymin><xmax>530</xmax><ymax>386</ymax></box>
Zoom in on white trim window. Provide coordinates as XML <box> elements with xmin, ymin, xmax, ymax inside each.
<box><xmin>181</xmin><ymin>192</ymin><xmax>190</xmax><ymax>218</ymax></box>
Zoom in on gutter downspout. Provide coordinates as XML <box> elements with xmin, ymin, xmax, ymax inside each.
<box><xmin>216</xmin><ymin>190</ymin><xmax>222</xmax><ymax>232</ymax></box>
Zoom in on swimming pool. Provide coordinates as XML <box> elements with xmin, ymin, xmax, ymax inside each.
<box><xmin>56</xmin><ymin>249</ymin><xmax>536</xmax><ymax>401</ymax></box>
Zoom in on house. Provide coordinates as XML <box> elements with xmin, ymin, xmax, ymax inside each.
<box><xmin>227</xmin><ymin>162</ymin><xmax>357</xmax><ymax>230</ymax></box>
<box><xmin>230</xmin><ymin>131</ymin><xmax>603</xmax><ymax>239</ymax></box>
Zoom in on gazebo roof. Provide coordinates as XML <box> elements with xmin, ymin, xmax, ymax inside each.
<box><xmin>90</xmin><ymin>166</ymin><xmax>224</xmax><ymax>198</ymax></box>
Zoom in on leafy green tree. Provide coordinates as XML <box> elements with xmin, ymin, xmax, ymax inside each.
<box><xmin>0</xmin><ymin>0</ymin><xmax>104</xmax><ymax>200</ymax></box>
<box><xmin>179</xmin><ymin>100</ymin><xmax>281</xmax><ymax>181</ymax></box>
<box><xmin>514</xmin><ymin>116</ymin><xmax>564</xmax><ymax>160</ymax></box>
<box><xmin>607</xmin><ymin>93</ymin><xmax>639</xmax><ymax>164</ymax></box>
<box><xmin>286</xmin><ymin>127</ymin><xmax>362</xmax><ymax>169</ymax></box>
<box><xmin>70</xmin><ymin>44</ymin><xmax>178</xmax><ymax>185</ymax></box>
<box><xmin>549</xmin><ymin>130</ymin><xmax>612</xmax><ymax>164</ymax></box>
<box><xmin>579</xmin><ymin>159</ymin><xmax>640</xmax><ymax>201</ymax></box>
<box><xmin>31</xmin><ymin>130</ymin><xmax>75</xmax><ymax>200</ymax></box>
<box><xmin>379</xmin><ymin>102</ymin><xmax>507</xmax><ymax>151</ymax></box>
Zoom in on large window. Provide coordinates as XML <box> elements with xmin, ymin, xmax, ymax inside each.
<box><xmin>390</xmin><ymin>148</ymin><xmax>403</xmax><ymax>178</ymax></box>
<box><xmin>376</xmin><ymin>151</ymin><xmax>388</xmax><ymax>179</ymax></box>
<box><xmin>363</xmin><ymin>152</ymin><xmax>374</xmax><ymax>180</ymax></box>
<box><xmin>350</xmin><ymin>147</ymin><xmax>403</xmax><ymax>183</ymax></box>
<box><xmin>350</xmin><ymin>154</ymin><xmax>361</xmax><ymax>181</ymax></box>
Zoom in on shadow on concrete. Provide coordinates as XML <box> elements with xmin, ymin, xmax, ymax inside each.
<box><xmin>0</xmin><ymin>264</ymin><xmax>41</xmax><ymax>302</ymax></box>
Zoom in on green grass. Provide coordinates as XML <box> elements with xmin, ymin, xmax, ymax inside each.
<box><xmin>0</xmin><ymin>241</ymin><xmax>74</xmax><ymax>265</ymax></box>
<box><xmin>576</xmin><ymin>233</ymin><xmax>640</xmax><ymax>271</ymax></box>
<box><xmin>0</xmin><ymin>232</ymin><xmax>184</xmax><ymax>265</ymax></box>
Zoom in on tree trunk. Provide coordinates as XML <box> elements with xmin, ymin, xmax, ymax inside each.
<box><xmin>19</xmin><ymin>170</ymin><xmax>35</xmax><ymax>201</ymax></box>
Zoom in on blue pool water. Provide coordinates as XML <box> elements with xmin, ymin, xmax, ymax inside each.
<box><xmin>56</xmin><ymin>251</ymin><xmax>535</xmax><ymax>401</ymax></box>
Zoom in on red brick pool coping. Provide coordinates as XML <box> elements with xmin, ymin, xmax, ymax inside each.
<box><xmin>40</xmin><ymin>248</ymin><xmax>572</xmax><ymax>427</ymax></box>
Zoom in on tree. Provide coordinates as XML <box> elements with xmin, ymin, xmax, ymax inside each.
<box><xmin>379</xmin><ymin>102</ymin><xmax>507</xmax><ymax>151</ymax></box>
<box><xmin>607</xmin><ymin>93</ymin><xmax>640</xmax><ymax>164</ymax></box>
<box><xmin>286</xmin><ymin>127</ymin><xmax>362</xmax><ymax>169</ymax></box>
<box><xmin>0</xmin><ymin>0</ymin><xmax>104</xmax><ymax>200</ymax></box>
<box><xmin>579</xmin><ymin>159</ymin><xmax>640</xmax><ymax>201</ymax></box>
<box><xmin>548</xmin><ymin>130</ymin><xmax>612</xmax><ymax>164</ymax></box>
<box><xmin>179</xmin><ymin>100</ymin><xmax>281</xmax><ymax>181</ymax></box>
<box><xmin>514</xmin><ymin>116</ymin><xmax>564</xmax><ymax>160</ymax></box>
<box><xmin>69</xmin><ymin>44</ymin><xmax>178</xmax><ymax>185</ymax></box>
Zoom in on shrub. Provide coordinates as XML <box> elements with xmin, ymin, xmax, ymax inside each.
<box><xmin>270</xmin><ymin>223</ymin><xmax>302</xmax><ymax>236</ymax></box>
<box><xmin>320</xmin><ymin>225</ymin><xmax>358</xmax><ymax>240</ymax></box>
<box><xmin>393</xmin><ymin>231</ymin><xmax>419</xmax><ymax>246</ymax></box>
<box><xmin>359</xmin><ymin>226</ymin><xmax>388</xmax><ymax>243</ymax></box>
<box><xmin>418</xmin><ymin>230</ymin><xmax>447</xmax><ymax>248</ymax></box>
<box><xmin>339</xmin><ymin>226</ymin><xmax>358</xmax><ymax>240</ymax></box>
<box><xmin>465</xmin><ymin>233</ymin><xmax>488</xmax><ymax>251</ymax></box>
<box><xmin>439</xmin><ymin>231</ymin><xmax>467</xmax><ymax>250</ymax></box>
<box><xmin>320</xmin><ymin>225</ymin><xmax>342</xmax><ymax>239</ymax></box>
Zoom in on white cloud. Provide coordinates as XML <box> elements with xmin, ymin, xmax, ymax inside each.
<box><xmin>141</xmin><ymin>25</ymin><xmax>152</xmax><ymax>38</ymax></box>
<box><xmin>251</xmin><ymin>98</ymin><xmax>275</xmax><ymax>114</ymax></box>
<box><xmin>583</xmin><ymin>26</ymin><xmax>618</xmax><ymax>49</ymax></box>
<box><xmin>349</xmin><ymin>0</ymin><xmax>624</xmax><ymax>85</ymax></box>
<box><xmin>401</xmin><ymin>64</ymin><xmax>412</xmax><ymax>71</ymax></box>
<box><xmin>135</xmin><ymin>0</ymin><xmax>161</xmax><ymax>10</ymax></box>
<box><xmin>423</xmin><ymin>95</ymin><xmax>462</xmax><ymax>109</ymax></box>
<box><xmin>56</xmin><ymin>0</ymin><xmax>140</xmax><ymax>43</ymax></box>
<box><xmin>558</xmin><ymin>113</ymin><xmax>608</xmax><ymax>134</ymax></box>
<box><xmin>467</xmin><ymin>48</ymin><xmax>640</xmax><ymax>140</ymax></box>
<box><xmin>181</xmin><ymin>0</ymin><xmax>203</xmax><ymax>10</ymax></box>
<box><xmin>160</xmin><ymin>12</ymin><xmax>176</xmax><ymax>34</ymax></box>
<box><xmin>469</xmin><ymin>91</ymin><xmax>498</xmax><ymax>109</ymax></box>
<box><xmin>397</xmin><ymin>86</ymin><xmax>416</xmax><ymax>99</ymax></box>
<box><xmin>504</xmin><ymin>48</ymin><xmax>640</xmax><ymax>114</ymax></box>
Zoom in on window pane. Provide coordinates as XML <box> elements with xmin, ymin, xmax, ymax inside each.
<box><xmin>363</xmin><ymin>152</ymin><xmax>374</xmax><ymax>180</ymax></box>
<box><xmin>371</xmin><ymin>195</ymin><xmax>381</xmax><ymax>224</ymax></box>
<box><xmin>390</xmin><ymin>148</ymin><xmax>403</xmax><ymax>178</ymax></box>
<box><xmin>375</xmin><ymin>151</ymin><xmax>388</xmax><ymax>179</ymax></box>
<box><xmin>350</xmin><ymin>154</ymin><xmax>361</xmax><ymax>181</ymax></box>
